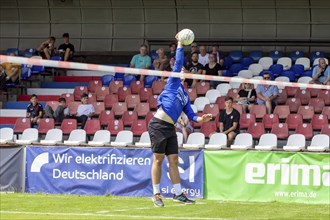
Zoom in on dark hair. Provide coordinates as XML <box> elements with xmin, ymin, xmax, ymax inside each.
<box><xmin>81</xmin><ymin>93</ymin><xmax>88</xmax><ymax>98</ymax></box>
<box><xmin>225</xmin><ymin>96</ymin><xmax>233</xmax><ymax>102</ymax></box>
<box><xmin>263</xmin><ymin>72</ymin><xmax>271</xmax><ymax>77</ymax></box>
<box><xmin>50</xmin><ymin>36</ymin><xmax>56</xmax><ymax>42</ymax></box>
<box><xmin>58</xmin><ymin>97</ymin><xmax>66</xmax><ymax>102</ymax></box>
<box><xmin>191</xmin><ymin>51</ymin><xmax>199</xmax><ymax>56</ymax></box>
<box><xmin>31</xmin><ymin>94</ymin><xmax>37</xmax><ymax>99</ymax></box>
<box><xmin>169</xmin><ymin>42</ymin><xmax>177</xmax><ymax>47</ymax></box>
<box><xmin>62</xmin><ymin>33</ymin><xmax>69</xmax><ymax>38</ymax></box>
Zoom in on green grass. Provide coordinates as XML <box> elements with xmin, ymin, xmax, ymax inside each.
<box><xmin>0</xmin><ymin>193</ymin><xmax>329</xmax><ymax>220</ymax></box>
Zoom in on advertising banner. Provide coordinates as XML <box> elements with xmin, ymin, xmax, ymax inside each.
<box><xmin>25</xmin><ymin>147</ymin><xmax>204</xmax><ymax>198</ymax></box>
<box><xmin>204</xmin><ymin>151</ymin><xmax>330</xmax><ymax>204</ymax></box>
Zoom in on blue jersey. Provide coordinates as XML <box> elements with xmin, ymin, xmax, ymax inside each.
<box><xmin>157</xmin><ymin>48</ymin><xmax>198</xmax><ymax>123</ymax></box>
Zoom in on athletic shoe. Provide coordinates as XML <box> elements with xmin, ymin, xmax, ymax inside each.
<box><xmin>173</xmin><ymin>193</ymin><xmax>195</xmax><ymax>204</ymax></box>
<box><xmin>152</xmin><ymin>193</ymin><xmax>164</xmax><ymax>207</ymax></box>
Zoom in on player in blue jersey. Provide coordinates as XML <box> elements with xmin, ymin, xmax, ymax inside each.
<box><xmin>148</xmin><ymin>34</ymin><xmax>212</xmax><ymax>207</ymax></box>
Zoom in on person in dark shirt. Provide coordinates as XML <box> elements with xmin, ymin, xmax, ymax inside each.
<box><xmin>236</xmin><ymin>83</ymin><xmax>257</xmax><ymax>113</ymax></box>
<box><xmin>26</xmin><ymin>94</ymin><xmax>44</xmax><ymax>125</ymax></box>
<box><xmin>166</xmin><ymin>42</ymin><xmax>177</xmax><ymax>60</ymax></box>
<box><xmin>184</xmin><ymin>52</ymin><xmax>204</xmax><ymax>88</ymax></box>
<box><xmin>58</xmin><ymin>33</ymin><xmax>74</xmax><ymax>61</ymax></box>
<box><xmin>203</xmin><ymin>53</ymin><xmax>222</xmax><ymax>89</ymax></box>
<box><xmin>219</xmin><ymin>96</ymin><xmax>240</xmax><ymax>146</ymax></box>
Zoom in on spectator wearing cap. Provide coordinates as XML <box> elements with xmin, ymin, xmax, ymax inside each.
<box><xmin>130</xmin><ymin>44</ymin><xmax>152</xmax><ymax>82</ymax></box>
<box><xmin>75</xmin><ymin>93</ymin><xmax>95</xmax><ymax>128</ymax></box>
<box><xmin>166</xmin><ymin>42</ymin><xmax>177</xmax><ymax>60</ymax></box>
<box><xmin>256</xmin><ymin>72</ymin><xmax>279</xmax><ymax>114</ymax></box>
<box><xmin>58</xmin><ymin>33</ymin><xmax>74</xmax><ymax>61</ymax></box>
<box><xmin>185</xmin><ymin>42</ymin><xmax>199</xmax><ymax>66</ymax></box>
<box><xmin>198</xmin><ymin>45</ymin><xmax>209</xmax><ymax>66</ymax></box>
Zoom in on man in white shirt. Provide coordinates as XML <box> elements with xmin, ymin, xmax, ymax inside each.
<box><xmin>76</xmin><ymin>93</ymin><xmax>95</xmax><ymax>128</ymax></box>
<box><xmin>198</xmin><ymin>45</ymin><xmax>209</xmax><ymax>66</ymax></box>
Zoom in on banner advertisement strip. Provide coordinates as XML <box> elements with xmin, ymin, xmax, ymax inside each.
<box><xmin>0</xmin><ymin>147</ymin><xmax>25</xmax><ymax>192</ymax></box>
<box><xmin>25</xmin><ymin>147</ymin><xmax>204</xmax><ymax>198</ymax></box>
<box><xmin>204</xmin><ymin>151</ymin><xmax>330</xmax><ymax>204</ymax></box>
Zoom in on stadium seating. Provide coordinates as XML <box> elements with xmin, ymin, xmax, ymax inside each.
<box><xmin>258</xmin><ymin>57</ymin><xmax>273</xmax><ymax>70</ymax></box>
<box><xmin>249</xmin><ymin>50</ymin><xmax>263</xmax><ymax>63</ymax></box>
<box><xmin>107</xmin><ymin>119</ymin><xmax>124</xmax><ymax>135</ymax></box>
<box><xmin>262</xmin><ymin>114</ymin><xmax>279</xmax><ymax>130</ymax></box>
<box><xmin>283</xmin><ymin>134</ymin><xmax>305</xmax><ymax>152</ymax></box>
<box><xmin>231</xmin><ymin>133</ymin><xmax>253</xmax><ymax>150</ymax></box>
<box><xmin>277</xmin><ymin>57</ymin><xmax>292</xmax><ymax>71</ymax></box>
<box><xmin>285</xmin><ymin>114</ymin><xmax>303</xmax><ymax>130</ymax></box>
<box><xmin>274</xmin><ymin>105</ymin><xmax>290</xmax><ymax>120</ymax></box>
<box><xmin>14</xmin><ymin>118</ymin><xmax>31</xmax><ymax>134</ymax></box>
<box><xmin>255</xmin><ymin>134</ymin><xmax>277</xmax><ymax>151</ymax></box>
<box><xmin>111</xmin><ymin>130</ymin><xmax>133</xmax><ymax>147</ymax></box>
<box><xmin>60</xmin><ymin>119</ymin><xmax>77</xmax><ymax>135</ymax></box>
<box><xmin>194</xmin><ymin>97</ymin><xmax>210</xmax><ymax>112</ymax></box>
<box><xmin>64</xmin><ymin>129</ymin><xmax>87</xmax><ymax>146</ymax></box>
<box><xmin>117</xmin><ymin>87</ymin><xmax>132</xmax><ymax>102</ymax></box>
<box><xmin>104</xmin><ymin>94</ymin><xmax>118</xmax><ymax>109</ymax></box>
<box><xmin>297</xmin><ymin>106</ymin><xmax>314</xmax><ymax>120</ymax></box>
<box><xmin>247</xmin><ymin>122</ymin><xmax>265</xmax><ymax>139</ymax></box>
<box><xmin>147</xmin><ymin>95</ymin><xmax>158</xmax><ymax>110</ymax></box>
<box><xmin>15</xmin><ymin>128</ymin><xmax>39</xmax><ymax>145</ymax></box>
<box><xmin>84</xmin><ymin>119</ymin><xmax>101</xmax><ymax>135</ymax></box>
<box><xmin>239</xmin><ymin>113</ymin><xmax>256</xmax><ymax>129</ymax></box>
<box><xmin>130</xmin><ymin>81</ymin><xmax>144</xmax><ymax>94</ymax></box>
<box><xmin>311</xmin><ymin>114</ymin><xmax>328</xmax><ymax>130</ymax></box>
<box><xmin>112</xmin><ymin>102</ymin><xmax>127</xmax><ymax>117</ymax></box>
<box><xmin>88</xmin><ymin>81</ymin><xmax>102</xmax><ymax>93</ymax></box>
<box><xmin>88</xmin><ymin>130</ymin><xmax>111</xmax><ymax>147</ymax></box>
<box><xmin>183</xmin><ymin>132</ymin><xmax>205</xmax><ymax>149</ymax></box>
<box><xmin>271</xmin><ymin>123</ymin><xmax>289</xmax><ymax>139</ymax></box>
<box><xmin>96</xmin><ymin>87</ymin><xmax>110</xmax><ymax>101</ymax></box>
<box><xmin>109</xmin><ymin>81</ymin><xmax>124</xmax><ymax>94</ymax></box>
<box><xmin>269</xmin><ymin>50</ymin><xmax>283</xmax><ymax>62</ymax></box>
<box><xmin>38</xmin><ymin>118</ymin><xmax>55</xmax><ymax>134</ymax></box>
<box><xmin>307</xmin><ymin>134</ymin><xmax>329</xmax><ymax>152</ymax></box>
<box><xmin>295</xmin><ymin>57</ymin><xmax>310</xmax><ymax>71</ymax></box>
<box><xmin>122</xmin><ymin>111</ymin><xmax>138</xmax><ymax>127</ymax></box>
<box><xmin>196</xmin><ymin>82</ymin><xmax>210</xmax><ymax>96</ymax></box>
<box><xmin>216</xmin><ymin>83</ymin><xmax>231</xmax><ymax>96</ymax></box>
<box><xmin>135</xmin><ymin>131</ymin><xmax>151</xmax><ymax>148</ymax></box>
<box><xmin>204</xmin><ymin>133</ymin><xmax>227</xmax><ymax>150</ymax></box>
<box><xmin>0</xmin><ymin>128</ymin><xmax>14</xmax><ymax>144</ymax></box>
<box><xmin>200</xmin><ymin>121</ymin><xmax>217</xmax><ymax>138</ymax></box>
<box><xmin>130</xmin><ymin>119</ymin><xmax>147</xmax><ymax>136</ymax></box>
<box><xmin>285</xmin><ymin>98</ymin><xmax>301</xmax><ymax>113</ymax></box>
<box><xmin>203</xmin><ymin>104</ymin><xmax>219</xmax><ymax>118</ymax></box>
<box><xmin>290</xmin><ymin>51</ymin><xmax>304</xmax><ymax>62</ymax></box>
<box><xmin>40</xmin><ymin>129</ymin><xmax>63</xmax><ymax>145</ymax></box>
<box><xmin>205</xmin><ymin>89</ymin><xmax>220</xmax><ymax>103</ymax></box>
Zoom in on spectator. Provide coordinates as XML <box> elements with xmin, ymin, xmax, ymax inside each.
<box><xmin>75</xmin><ymin>93</ymin><xmax>95</xmax><ymax>128</ymax></box>
<box><xmin>256</xmin><ymin>72</ymin><xmax>279</xmax><ymax>114</ymax></box>
<box><xmin>236</xmin><ymin>83</ymin><xmax>256</xmax><ymax>113</ymax></box>
<box><xmin>184</xmin><ymin>52</ymin><xmax>204</xmax><ymax>88</ymax></box>
<box><xmin>211</xmin><ymin>44</ymin><xmax>224</xmax><ymax>67</ymax></box>
<box><xmin>152</xmin><ymin>48</ymin><xmax>169</xmax><ymax>71</ymax></box>
<box><xmin>44</xmin><ymin>97</ymin><xmax>69</xmax><ymax>123</ymax></box>
<box><xmin>310</xmin><ymin>58</ymin><xmax>330</xmax><ymax>85</ymax></box>
<box><xmin>198</xmin><ymin>45</ymin><xmax>209</xmax><ymax>66</ymax></box>
<box><xmin>1</xmin><ymin>52</ymin><xmax>21</xmax><ymax>86</ymax></box>
<box><xmin>219</xmin><ymin>96</ymin><xmax>240</xmax><ymax>146</ymax></box>
<box><xmin>175</xmin><ymin>112</ymin><xmax>193</xmax><ymax>143</ymax></box>
<box><xmin>37</xmin><ymin>36</ymin><xmax>56</xmax><ymax>60</ymax></box>
<box><xmin>185</xmin><ymin>42</ymin><xmax>199</xmax><ymax>66</ymax></box>
<box><xmin>58</xmin><ymin>33</ymin><xmax>74</xmax><ymax>61</ymax></box>
<box><xmin>130</xmin><ymin>44</ymin><xmax>151</xmax><ymax>82</ymax></box>
<box><xmin>26</xmin><ymin>94</ymin><xmax>44</xmax><ymax>125</ymax></box>
<box><xmin>166</xmin><ymin>42</ymin><xmax>177</xmax><ymax>60</ymax></box>
<box><xmin>203</xmin><ymin>53</ymin><xmax>222</xmax><ymax>89</ymax></box>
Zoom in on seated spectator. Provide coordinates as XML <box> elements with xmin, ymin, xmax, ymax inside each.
<box><xmin>152</xmin><ymin>48</ymin><xmax>169</xmax><ymax>71</ymax></box>
<box><xmin>130</xmin><ymin>44</ymin><xmax>151</xmax><ymax>82</ymax></box>
<box><xmin>44</xmin><ymin>97</ymin><xmax>69</xmax><ymax>123</ymax></box>
<box><xmin>58</xmin><ymin>33</ymin><xmax>74</xmax><ymax>61</ymax></box>
<box><xmin>203</xmin><ymin>53</ymin><xmax>222</xmax><ymax>89</ymax></box>
<box><xmin>236</xmin><ymin>83</ymin><xmax>256</xmax><ymax>113</ymax></box>
<box><xmin>256</xmin><ymin>72</ymin><xmax>279</xmax><ymax>114</ymax></box>
<box><xmin>0</xmin><ymin>65</ymin><xmax>6</xmax><ymax>90</ymax></box>
<box><xmin>166</xmin><ymin>42</ymin><xmax>177</xmax><ymax>60</ymax></box>
<box><xmin>310</xmin><ymin>58</ymin><xmax>330</xmax><ymax>85</ymax></box>
<box><xmin>175</xmin><ymin>112</ymin><xmax>193</xmax><ymax>143</ymax></box>
<box><xmin>26</xmin><ymin>94</ymin><xmax>44</xmax><ymax>125</ymax></box>
<box><xmin>37</xmin><ymin>36</ymin><xmax>56</xmax><ymax>60</ymax></box>
<box><xmin>184</xmin><ymin>52</ymin><xmax>204</xmax><ymax>88</ymax></box>
<box><xmin>1</xmin><ymin>52</ymin><xmax>22</xmax><ymax>84</ymax></box>
<box><xmin>219</xmin><ymin>96</ymin><xmax>240</xmax><ymax>146</ymax></box>
<box><xmin>75</xmin><ymin>93</ymin><xmax>95</xmax><ymax>128</ymax></box>
<box><xmin>211</xmin><ymin>44</ymin><xmax>224</xmax><ymax>67</ymax></box>
<box><xmin>185</xmin><ymin>42</ymin><xmax>199</xmax><ymax>66</ymax></box>
<box><xmin>198</xmin><ymin>45</ymin><xmax>209</xmax><ymax>66</ymax></box>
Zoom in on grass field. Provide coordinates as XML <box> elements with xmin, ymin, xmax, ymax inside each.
<box><xmin>0</xmin><ymin>193</ymin><xmax>329</xmax><ymax>220</ymax></box>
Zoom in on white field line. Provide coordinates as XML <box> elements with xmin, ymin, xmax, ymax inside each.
<box><xmin>0</xmin><ymin>210</ymin><xmax>229</xmax><ymax>220</ymax></box>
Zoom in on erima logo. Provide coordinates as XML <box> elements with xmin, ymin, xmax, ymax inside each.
<box><xmin>31</xmin><ymin>152</ymin><xmax>49</xmax><ymax>172</ymax></box>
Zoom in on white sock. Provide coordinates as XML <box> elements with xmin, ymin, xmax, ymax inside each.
<box><xmin>153</xmin><ymin>184</ymin><xmax>160</xmax><ymax>195</ymax></box>
<box><xmin>173</xmin><ymin>184</ymin><xmax>182</xmax><ymax>196</ymax></box>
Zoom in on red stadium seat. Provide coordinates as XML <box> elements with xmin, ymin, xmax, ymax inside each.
<box><xmin>152</xmin><ymin>80</ymin><xmax>166</xmax><ymax>95</ymax></box>
<box><xmin>109</xmin><ymin>80</ymin><xmax>123</xmax><ymax>94</ymax></box>
<box><xmin>122</xmin><ymin>110</ymin><xmax>138</xmax><ymax>127</ymax></box>
<box><xmin>271</xmin><ymin>123</ymin><xmax>289</xmax><ymax>139</ymax></box>
<box><xmin>14</xmin><ymin>118</ymin><xmax>31</xmax><ymax>133</ymax></box>
<box><xmin>88</xmin><ymin>80</ymin><xmax>102</xmax><ymax>93</ymax></box>
<box><xmin>276</xmin><ymin>89</ymin><xmax>287</xmax><ymax>105</ymax></box>
<box><xmin>250</xmin><ymin>105</ymin><xmax>267</xmax><ymax>119</ymax></box>
<box><xmin>131</xmin><ymin>119</ymin><xmax>147</xmax><ymax>136</ymax></box>
<box><xmin>274</xmin><ymin>105</ymin><xmax>290</xmax><ymax>120</ymax></box>
<box><xmin>233</xmin><ymin>103</ymin><xmax>243</xmax><ymax>115</ymax></box>
<box><xmin>294</xmin><ymin>89</ymin><xmax>311</xmax><ymax>105</ymax></box>
<box><xmin>321</xmin><ymin>106</ymin><xmax>330</xmax><ymax>119</ymax></box>
<box><xmin>295</xmin><ymin>123</ymin><xmax>313</xmax><ymax>140</ymax></box>
<box><xmin>200</xmin><ymin>121</ymin><xmax>217</xmax><ymax>138</ymax></box>
<box><xmin>112</xmin><ymin>102</ymin><xmax>127</xmax><ymax>117</ymax></box>
<box><xmin>187</xmin><ymin>88</ymin><xmax>197</xmax><ymax>103</ymax></box>
<box><xmin>126</xmin><ymin>94</ymin><xmax>141</xmax><ymax>109</ymax></box>
<box><xmin>262</xmin><ymin>114</ymin><xmax>279</xmax><ymax>130</ymax></box>
<box><xmin>92</xmin><ymin>102</ymin><xmax>105</xmax><ymax>115</ymax></box>
<box><xmin>98</xmin><ymin>110</ymin><xmax>114</xmax><ymax>126</ymax></box>
<box><xmin>203</xmin><ymin>104</ymin><xmax>219</xmax><ymax>118</ymax></box>
<box><xmin>215</xmin><ymin>96</ymin><xmax>226</xmax><ymax>110</ymax></box>
<box><xmin>117</xmin><ymin>87</ymin><xmax>132</xmax><ymax>102</ymax></box>
<box><xmin>227</xmin><ymin>88</ymin><xmax>239</xmax><ymax>100</ymax></box>
<box><xmin>68</xmin><ymin>101</ymin><xmax>80</xmax><ymax>115</ymax></box>
<box><xmin>311</xmin><ymin>114</ymin><xmax>328</xmax><ymax>130</ymax></box>
<box><xmin>61</xmin><ymin>119</ymin><xmax>77</xmax><ymax>134</ymax></box>
<box><xmin>196</xmin><ymin>81</ymin><xmax>210</xmax><ymax>96</ymax></box>
<box><xmin>139</xmin><ymin>87</ymin><xmax>153</xmax><ymax>102</ymax></box>
<box><xmin>239</xmin><ymin>113</ymin><xmax>256</xmax><ymax>129</ymax></box>
<box><xmin>321</xmin><ymin>124</ymin><xmax>330</xmax><ymax>135</ymax></box>
<box><xmin>61</xmin><ymin>93</ymin><xmax>74</xmax><ymax>103</ymax></box>
<box><xmin>135</xmin><ymin>103</ymin><xmax>150</xmax><ymax>117</ymax></box>
<box><xmin>38</xmin><ymin>118</ymin><xmax>55</xmax><ymax>134</ymax></box>
<box><xmin>130</xmin><ymin>80</ymin><xmax>144</xmax><ymax>94</ymax></box>
<box><xmin>147</xmin><ymin>95</ymin><xmax>158</xmax><ymax>110</ymax></box>
<box><xmin>0</xmin><ymin>117</ymin><xmax>18</xmax><ymax>125</ymax></box>
<box><xmin>84</xmin><ymin>119</ymin><xmax>101</xmax><ymax>135</ymax></box>
<box><xmin>297</xmin><ymin>106</ymin><xmax>314</xmax><ymax>120</ymax></box>
<box><xmin>46</xmin><ymin>101</ymin><xmax>59</xmax><ymax>111</ymax></box>
<box><xmin>285</xmin><ymin>86</ymin><xmax>298</xmax><ymax>97</ymax></box>
<box><xmin>96</xmin><ymin>86</ymin><xmax>110</xmax><ymax>101</ymax></box>
<box><xmin>87</xmin><ymin>93</ymin><xmax>97</xmax><ymax>104</ymax></box>
<box><xmin>317</xmin><ymin>90</ymin><xmax>330</xmax><ymax>105</ymax></box>
<box><xmin>247</xmin><ymin>122</ymin><xmax>265</xmax><ymax>139</ymax></box>
<box><xmin>107</xmin><ymin>119</ymin><xmax>124</xmax><ymax>135</ymax></box>
<box><xmin>104</xmin><ymin>94</ymin><xmax>118</xmax><ymax>109</ymax></box>
<box><xmin>73</xmin><ymin>86</ymin><xmax>88</xmax><ymax>101</ymax></box>
<box><xmin>306</xmin><ymin>88</ymin><xmax>319</xmax><ymax>98</ymax></box>
<box><xmin>285</xmin><ymin>98</ymin><xmax>301</xmax><ymax>113</ymax></box>
<box><xmin>285</xmin><ymin>114</ymin><xmax>303</xmax><ymax>130</ymax></box>
<box><xmin>308</xmin><ymin>98</ymin><xmax>325</xmax><ymax>113</ymax></box>
<box><xmin>146</xmin><ymin>111</ymin><xmax>156</xmax><ymax>125</ymax></box>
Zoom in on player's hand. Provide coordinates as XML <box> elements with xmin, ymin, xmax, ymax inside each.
<box><xmin>200</xmin><ymin>114</ymin><xmax>212</xmax><ymax>123</ymax></box>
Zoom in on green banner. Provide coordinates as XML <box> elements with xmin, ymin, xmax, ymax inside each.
<box><xmin>204</xmin><ymin>151</ymin><xmax>330</xmax><ymax>204</ymax></box>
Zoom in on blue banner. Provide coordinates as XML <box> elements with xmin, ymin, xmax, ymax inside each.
<box><xmin>25</xmin><ymin>147</ymin><xmax>204</xmax><ymax>198</ymax></box>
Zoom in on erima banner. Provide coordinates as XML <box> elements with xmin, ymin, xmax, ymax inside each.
<box><xmin>25</xmin><ymin>146</ymin><xmax>203</xmax><ymax>198</ymax></box>
<box><xmin>205</xmin><ymin>151</ymin><xmax>330</xmax><ymax>204</ymax></box>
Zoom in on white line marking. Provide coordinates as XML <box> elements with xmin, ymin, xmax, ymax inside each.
<box><xmin>0</xmin><ymin>210</ymin><xmax>229</xmax><ymax>220</ymax></box>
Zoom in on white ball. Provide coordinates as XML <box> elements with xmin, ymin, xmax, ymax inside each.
<box><xmin>178</xmin><ymin>29</ymin><xmax>195</xmax><ymax>46</ymax></box>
